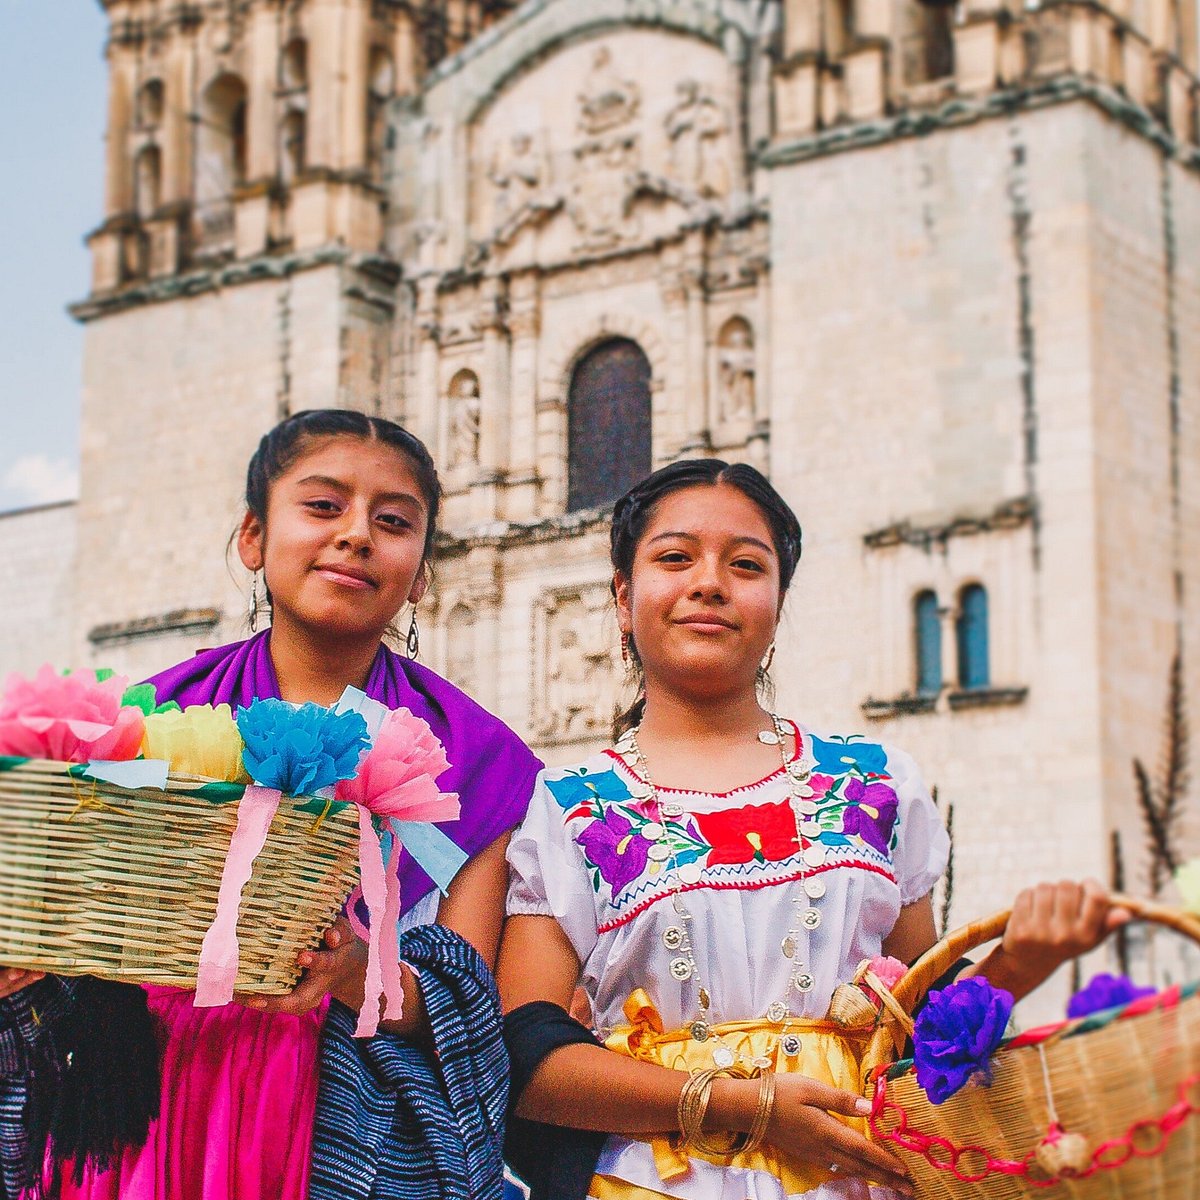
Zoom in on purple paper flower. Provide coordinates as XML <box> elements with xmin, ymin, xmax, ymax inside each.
<box><xmin>841</xmin><ymin>778</ymin><xmax>900</xmax><ymax>855</ymax></box>
<box><xmin>577</xmin><ymin>807</ymin><xmax>651</xmax><ymax>893</ymax></box>
<box><xmin>913</xmin><ymin>976</ymin><xmax>1013</xmax><ymax>1105</ymax></box>
<box><xmin>1067</xmin><ymin>973</ymin><xmax>1155</xmax><ymax>1019</ymax></box>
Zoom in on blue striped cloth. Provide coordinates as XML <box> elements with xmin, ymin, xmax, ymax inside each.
<box><xmin>309</xmin><ymin>923</ymin><xmax>509</xmax><ymax>1200</ymax></box>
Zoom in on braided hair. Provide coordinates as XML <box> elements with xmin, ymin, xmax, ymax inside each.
<box><xmin>609</xmin><ymin>459</ymin><xmax>803</xmax><ymax>739</ymax></box>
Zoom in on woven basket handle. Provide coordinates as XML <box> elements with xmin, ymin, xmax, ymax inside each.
<box><xmin>861</xmin><ymin>892</ymin><xmax>1200</xmax><ymax>1075</ymax></box>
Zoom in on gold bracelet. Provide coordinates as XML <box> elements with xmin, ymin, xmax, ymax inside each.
<box><xmin>739</xmin><ymin>1068</ymin><xmax>776</xmax><ymax>1156</ymax></box>
<box><xmin>676</xmin><ymin>1065</ymin><xmax>751</xmax><ymax>1158</ymax></box>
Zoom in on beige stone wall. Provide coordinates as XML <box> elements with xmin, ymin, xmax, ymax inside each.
<box><xmin>71</xmin><ymin>265</ymin><xmax>348</xmax><ymax>680</ymax></box>
<box><xmin>0</xmin><ymin>503</ymin><xmax>78</xmax><ymax>675</ymax></box>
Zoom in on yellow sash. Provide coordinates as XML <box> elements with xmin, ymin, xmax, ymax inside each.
<box><xmin>600</xmin><ymin>989</ymin><xmax>870</xmax><ymax>1195</ymax></box>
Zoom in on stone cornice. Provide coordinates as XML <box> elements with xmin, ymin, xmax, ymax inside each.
<box><xmin>863</xmin><ymin>496</ymin><xmax>1035</xmax><ymax>552</ymax></box>
<box><xmin>436</xmin><ymin>504</ymin><xmax>612</xmax><ymax>556</ymax></box>
<box><xmin>70</xmin><ymin>247</ymin><xmax>402</xmax><ymax>323</ymax></box>
<box><xmin>761</xmin><ymin>75</ymin><xmax>1200</xmax><ymax>172</ymax></box>
<box><xmin>88</xmin><ymin>606</ymin><xmax>222</xmax><ymax>646</ymax></box>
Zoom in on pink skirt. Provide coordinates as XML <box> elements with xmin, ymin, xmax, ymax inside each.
<box><xmin>55</xmin><ymin>986</ymin><xmax>325</xmax><ymax>1200</ymax></box>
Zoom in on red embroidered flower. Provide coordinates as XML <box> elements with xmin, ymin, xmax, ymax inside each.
<box><xmin>695</xmin><ymin>800</ymin><xmax>800</xmax><ymax>866</ymax></box>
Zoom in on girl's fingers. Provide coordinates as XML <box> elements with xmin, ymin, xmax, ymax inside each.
<box><xmin>795</xmin><ymin>1078</ymin><xmax>873</xmax><ymax>1117</ymax></box>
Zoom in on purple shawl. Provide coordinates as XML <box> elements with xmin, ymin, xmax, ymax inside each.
<box><xmin>143</xmin><ymin>631</ymin><xmax>541</xmax><ymax>915</ymax></box>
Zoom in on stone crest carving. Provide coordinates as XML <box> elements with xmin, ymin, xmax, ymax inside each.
<box><xmin>664</xmin><ymin>80</ymin><xmax>730</xmax><ymax>199</ymax></box>
<box><xmin>716</xmin><ymin>318</ymin><xmax>755</xmax><ymax>422</ymax></box>
<box><xmin>533</xmin><ymin>586</ymin><xmax>619</xmax><ymax>741</ymax></box>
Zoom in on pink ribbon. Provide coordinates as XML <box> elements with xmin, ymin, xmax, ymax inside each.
<box><xmin>195</xmin><ymin>784</ymin><xmax>282</xmax><ymax>1007</ymax></box>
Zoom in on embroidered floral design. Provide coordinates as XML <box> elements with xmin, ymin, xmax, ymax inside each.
<box><xmin>545</xmin><ymin>767</ymin><xmax>631</xmax><ymax>811</ymax></box>
<box><xmin>577</xmin><ymin>807</ymin><xmax>653</xmax><ymax>893</ymax></box>
<box><xmin>694</xmin><ymin>800</ymin><xmax>799</xmax><ymax>867</ymax></box>
<box><xmin>810</xmin><ymin>735</ymin><xmax>889</xmax><ymax>779</ymax></box>
<box><xmin>840</xmin><ymin>778</ymin><xmax>900</xmax><ymax>856</ymax></box>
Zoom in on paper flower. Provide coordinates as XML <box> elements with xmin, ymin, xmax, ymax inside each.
<box><xmin>1067</xmin><ymin>973</ymin><xmax>1155</xmax><ymax>1019</ymax></box>
<box><xmin>236</xmin><ymin>699</ymin><xmax>370</xmax><ymax>795</ymax></box>
<box><xmin>142</xmin><ymin>704</ymin><xmax>247</xmax><ymax>782</ymax></box>
<box><xmin>913</xmin><ymin>976</ymin><xmax>1013</xmax><ymax>1105</ymax></box>
<box><xmin>333</xmin><ymin>706</ymin><xmax>459</xmax><ymax>821</ymax></box>
<box><xmin>1175</xmin><ymin>858</ymin><xmax>1200</xmax><ymax>915</ymax></box>
<box><xmin>0</xmin><ymin>665</ymin><xmax>145</xmax><ymax>763</ymax></box>
<box><xmin>863</xmin><ymin>955</ymin><xmax>907</xmax><ymax>1003</ymax></box>
<box><xmin>120</xmin><ymin>682</ymin><xmax>181</xmax><ymax>717</ymax></box>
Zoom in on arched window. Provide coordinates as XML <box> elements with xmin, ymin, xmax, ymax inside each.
<box><xmin>956</xmin><ymin>583</ymin><xmax>989</xmax><ymax>689</ymax></box>
<box><xmin>136</xmin><ymin>79</ymin><xmax>164</xmax><ymax>129</ymax></box>
<box><xmin>134</xmin><ymin>145</ymin><xmax>161</xmax><ymax>220</ymax></box>
<box><xmin>901</xmin><ymin>1</ymin><xmax>956</xmax><ymax>85</ymax></box>
<box><xmin>367</xmin><ymin>47</ymin><xmax>395</xmax><ymax>183</ymax></box>
<box><xmin>280</xmin><ymin>110</ymin><xmax>306</xmax><ymax>184</ymax></box>
<box><xmin>914</xmin><ymin>589</ymin><xmax>942</xmax><ymax>695</ymax></box>
<box><xmin>195</xmin><ymin>74</ymin><xmax>248</xmax><ymax>247</ymax></box>
<box><xmin>280</xmin><ymin>38</ymin><xmax>308</xmax><ymax>91</ymax></box>
<box><xmin>566</xmin><ymin>338</ymin><xmax>652</xmax><ymax>512</ymax></box>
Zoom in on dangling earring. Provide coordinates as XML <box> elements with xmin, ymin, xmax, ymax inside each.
<box><xmin>248</xmin><ymin>571</ymin><xmax>260</xmax><ymax>634</ymax></box>
<box><xmin>406</xmin><ymin>610</ymin><xmax>420</xmax><ymax>659</ymax></box>
<box><xmin>761</xmin><ymin>642</ymin><xmax>776</xmax><ymax>674</ymax></box>
<box><xmin>620</xmin><ymin>631</ymin><xmax>630</xmax><ymax>665</ymax></box>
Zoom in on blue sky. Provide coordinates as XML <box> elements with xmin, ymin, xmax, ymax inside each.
<box><xmin>0</xmin><ymin>2</ymin><xmax>108</xmax><ymax>512</ymax></box>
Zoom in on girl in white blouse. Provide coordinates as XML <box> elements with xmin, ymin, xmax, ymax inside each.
<box><xmin>497</xmin><ymin>459</ymin><xmax>1127</xmax><ymax>1200</ymax></box>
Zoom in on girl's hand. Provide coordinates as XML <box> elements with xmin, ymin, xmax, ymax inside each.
<box><xmin>0</xmin><ymin>967</ymin><xmax>45</xmax><ymax>1001</ymax></box>
<box><xmin>979</xmin><ymin>879</ymin><xmax>1130</xmax><ymax>1000</ymax></box>
<box><xmin>765</xmin><ymin>1074</ymin><xmax>914</xmax><ymax>1195</ymax></box>
<box><xmin>240</xmin><ymin>917</ymin><xmax>366</xmax><ymax>1015</ymax></box>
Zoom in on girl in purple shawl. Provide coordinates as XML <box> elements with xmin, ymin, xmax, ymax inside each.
<box><xmin>3</xmin><ymin>410</ymin><xmax>539</xmax><ymax>1200</ymax></box>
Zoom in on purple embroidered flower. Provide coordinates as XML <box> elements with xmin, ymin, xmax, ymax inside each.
<box><xmin>841</xmin><ymin>778</ymin><xmax>900</xmax><ymax>855</ymax></box>
<box><xmin>1067</xmin><ymin>973</ymin><xmax>1155</xmax><ymax>1019</ymax></box>
<box><xmin>913</xmin><ymin>977</ymin><xmax>1013</xmax><ymax>1105</ymax></box>
<box><xmin>577</xmin><ymin>807</ymin><xmax>651</xmax><ymax>893</ymax></box>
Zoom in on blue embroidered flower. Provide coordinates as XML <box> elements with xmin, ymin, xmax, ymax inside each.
<box><xmin>1067</xmin><ymin>973</ymin><xmax>1155</xmax><ymax>1019</ymax></box>
<box><xmin>236</xmin><ymin>698</ymin><xmax>370</xmax><ymax>796</ymax></box>
<box><xmin>809</xmin><ymin>736</ymin><xmax>889</xmax><ymax>779</ymax></box>
<box><xmin>545</xmin><ymin>769</ymin><xmax>632</xmax><ymax>809</ymax></box>
<box><xmin>913</xmin><ymin>977</ymin><xmax>1013</xmax><ymax>1105</ymax></box>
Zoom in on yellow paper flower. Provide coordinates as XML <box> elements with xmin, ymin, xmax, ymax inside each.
<box><xmin>1174</xmin><ymin>858</ymin><xmax>1200</xmax><ymax>916</ymax></box>
<box><xmin>142</xmin><ymin>704</ymin><xmax>247</xmax><ymax>783</ymax></box>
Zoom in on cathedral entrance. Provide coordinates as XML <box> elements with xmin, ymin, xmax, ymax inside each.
<box><xmin>566</xmin><ymin>337</ymin><xmax>652</xmax><ymax>511</ymax></box>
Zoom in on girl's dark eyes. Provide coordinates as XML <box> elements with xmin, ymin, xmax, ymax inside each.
<box><xmin>733</xmin><ymin>558</ymin><xmax>766</xmax><ymax>572</ymax></box>
<box><xmin>304</xmin><ymin>499</ymin><xmax>340</xmax><ymax>514</ymax></box>
<box><xmin>376</xmin><ymin>512</ymin><xmax>413</xmax><ymax>530</ymax></box>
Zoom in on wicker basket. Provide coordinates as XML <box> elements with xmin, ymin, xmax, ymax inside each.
<box><xmin>861</xmin><ymin>895</ymin><xmax>1200</xmax><ymax>1198</ymax></box>
<box><xmin>0</xmin><ymin>757</ymin><xmax>361</xmax><ymax>994</ymax></box>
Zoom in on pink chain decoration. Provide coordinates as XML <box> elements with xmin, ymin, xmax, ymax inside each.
<box><xmin>868</xmin><ymin>1069</ymin><xmax>1200</xmax><ymax>1186</ymax></box>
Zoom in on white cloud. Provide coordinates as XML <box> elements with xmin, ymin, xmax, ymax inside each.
<box><xmin>2</xmin><ymin>453</ymin><xmax>79</xmax><ymax>507</ymax></box>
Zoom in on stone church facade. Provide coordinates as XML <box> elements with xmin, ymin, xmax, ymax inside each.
<box><xmin>3</xmin><ymin>0</ymin><xmax>1200</xmax><ymax>942</ymax></box>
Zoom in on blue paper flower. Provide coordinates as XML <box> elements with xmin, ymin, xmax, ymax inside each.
<box><xmin>1067</xmin><ymin>973</ymin><xmax>1155</xmax><ymax>1019</ymax></box>
<box><xmin>913</xmin><ymin>976</ymin><xmax>1013</xmax><ymax>1105</ymax></box>
<box><xmin>236</xmin><ymin>698</ymin><xmax>370</xmax><ymax>796</ymax></box>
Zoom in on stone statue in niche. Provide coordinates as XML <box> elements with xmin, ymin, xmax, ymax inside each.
<box><xmin>716</xmin><ymin>319</ymin><xmax>755</xmax><ymax>422</ymax></box>
<box><xmin>664</xmin><ymin>80</ymin><xmax>730</xmax><ymax>199</ymax></box>
<box><xmin>577</xmin><ymin>46</ymin><xmax>640</xmax><ymax>135</ymax></box>
<box><xmin>536</xmin><ymin>589</ymin><xmax>618</xmax><ymax>739</ymax></box>
<box><xmin>487</xmin><ymin>131</ymin><xmax>546</xmax><ymax>228</ymax></box>
<box><xmin>447</xmin><ymin>372</ymin><xmax>482</xmax><ymax>468</ymax></box>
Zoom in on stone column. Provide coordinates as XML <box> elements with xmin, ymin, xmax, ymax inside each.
<box><xmin>104</xmin><ymin>42</ymin><xmax>136</xmax><ymax>216</ymax></box>
<box><xmin>413</xmin><ymin>276</ymin><xmax>442</xmax><ymax>457</ymax></box>
<box><xmin>473</xmin><ymin>276</ymin><xmax>510</xmax><ymax>521</ymax></box>
<box><xmin>245</xmin><ymin>5</ymin><xmax>278</xmax><ymax>181</ymax></box>
<box><xmin>506</xmin><ymin>272</ymin><xmax>542</xmax><ymax>521</ymax></box>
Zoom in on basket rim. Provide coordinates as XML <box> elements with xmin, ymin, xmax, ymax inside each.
<box><xmin>0</xmin><ymin>754</ymin><xmax>353</xmax><ymax>817</ymax></box>
<box><xmin>879</xmin><ymin>978</ymin><xmax>1200</xmax><ymax>1082</ymax></box>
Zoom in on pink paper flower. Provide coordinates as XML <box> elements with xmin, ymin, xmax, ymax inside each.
<box><xmin>334</xmin><ymin>706</ymin><xmax>460</xmax><ymax>822</ymax></box>
<box><xmin>0</xmin><ymin>665</ymin><xmax>145</xmax><ymax>763</ymax></box>
<box><xmin>868</xmin><ymin>955</ymin><xmax>907</xmax><ymax>991</ymax></box>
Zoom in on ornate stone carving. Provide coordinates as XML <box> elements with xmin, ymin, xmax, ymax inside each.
<box><xmin>447</xmin><ymin>370</ymin><xmax>482</xmax><ymax>468</ymax></box>
<box><xmin>568</xmin><ymin>132</ymin><xmax>640</xmax><ymax>249</ymax></box>
<box><xmin>716</xmin><ymin>317</ymin><xmax>755</xmax><ymax>422</ymax></box>
<box><xmin>487</xmin><ymin>131</ymin><xmax>549</xmax><ymax>229</ymax></box>
<box><xmin>533</xmin><ymin>586</ymin><xmax>619</xmax><ymax>741</ymax></box>
<box><xmin>664</xmin><ymin>80</ymin><xmax>730</xmax><ymax>198</ymax></box>
<box><xmin>577</xmin><ymin>46</ymin><xmax>640</xmax><ymax>136</ymax></box>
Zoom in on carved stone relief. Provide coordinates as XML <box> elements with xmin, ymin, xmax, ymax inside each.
<box><xmin>533</xmin><ymin>585</ymin><xmax>619</xmax><ymax>741</ymax></box>
<box><xmin>488</xmin><ymin>131</ymin><xmax>549</xmax><ymax>229</ymax></box>
<box><xmin>664</xmin><ymin>80</ymin><xmax>730</xmax><ymax>199</ymax></box>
